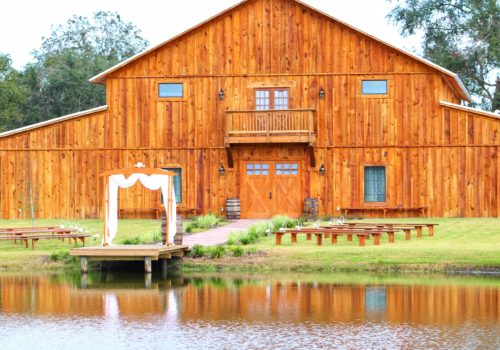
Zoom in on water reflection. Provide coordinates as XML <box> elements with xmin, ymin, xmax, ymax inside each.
<box><xmin>0</xmin><ymin>272</ymin><xmax>498</xmax><ymax>349</ymax></box>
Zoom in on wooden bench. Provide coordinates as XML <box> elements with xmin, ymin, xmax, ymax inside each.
<box><xmin>118</xmin><ymin>208</ymin><xmax>163</xmax><ymax>219</ymax></box>
<box><xmin>0</xmin><ymin>233</ymin><xmax>89</xmax><ymax>250</ymax></box>
<box><xmin>274</xmin><ymin>228</ymin><xmax>397</xmax><ymax>247</ymax></box>
<box><xmin>340</xmin><ymin>207</ymin><xmax>428</xmax><ymax>218</ymax></box>
<box><xmin>341</xmin><ymin>222</ymin><xmax>438</xmax><ymax>238</ymax></box>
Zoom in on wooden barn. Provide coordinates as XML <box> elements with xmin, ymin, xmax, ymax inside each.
<box><xmin>0</xmin><ymin>0</ymin><xmax>498</xmax><ymax>220</ymax></box>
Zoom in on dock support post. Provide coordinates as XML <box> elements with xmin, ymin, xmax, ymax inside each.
<box><xmin>161</xmin><ymin>259</ymin><xmax>168</xmax><ymax>278</ymax></box>
<box><xmin>144</xmin><ymin>257</ymin><xmax>152</xmax><ymax>273</ymax></box>
<box><xmin>80</xmin><ymin>257</ymin><xmax>88</xmax><ymax>274</ymax></box>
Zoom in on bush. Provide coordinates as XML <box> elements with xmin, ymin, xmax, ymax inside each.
<box><xmin>190</xmin><ymin>244</ymin><xmax>206</xmax><ymax>258</ymax></box>
<box><xmin>50</xmin><ymin>249</ymin><xmax>75</xmax><ymax>263</ymax></box>
<box><xmin>193</xmin><ymin>213</ymin><xmax>221</xmax><ymax>229</ymax></box>
<box><xmin>123</xmin><ymin>236</ymin><xmax>142</xmax><ymax>245</ymax></box>
<box><xmin>246</xmin><ymin>247</ymin><xmax>258</xmax><ymax>255</ymax></box>
<box><xmin>230</xmin><ymin>246</ymin><xmax>244</xmax><ymax>257</ymax></box>
<box><xmin>272</xmin><ymin>215</ymin><xmax>298</xmax><ymax>231</ymax></box>
<box><xmin>208</xmin><ymin>245</ymin><xmax>226</xmax><ymax>259</ymax></box>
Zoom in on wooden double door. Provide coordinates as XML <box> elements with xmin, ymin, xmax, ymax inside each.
<box><xmin>241</xmin><ymin>160</ymin><xmax>302</xmax><ymax>218</ymax></box>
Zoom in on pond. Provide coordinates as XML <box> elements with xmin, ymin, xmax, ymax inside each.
<box><xmin>0</xmin><ymin>272</ymin><xmax>498</xmax><ymax>349</ymax></box>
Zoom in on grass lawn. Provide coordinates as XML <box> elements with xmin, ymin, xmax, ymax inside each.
<box><xmin>185</xmin><ymin>217</ymin><xmax>500</xmax><ymax>273</ymax></box>
<box><xmin>0</xmin><ymin>217</ymin><xmax>499</xmax><ymax>273</ymax></box>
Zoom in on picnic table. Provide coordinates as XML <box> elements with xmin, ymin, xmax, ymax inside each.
<box><xmin>0</xmin><ymin>233</ymin><xmax>89</xmax><ymax>250</ymax></box>
<box><xmin>340</xmin><ymin>222</ymin><xmax>438</xmax><ymax>237</ymax></box>
<box><xmin>0</xmin><ymin>227</ymin><xmax>88</xmax><ymax>249</ymax></box>
<box><xmin>274</xmin><ymin>227</ymin><xmax>400</xmax><ymax>247</ymax></box>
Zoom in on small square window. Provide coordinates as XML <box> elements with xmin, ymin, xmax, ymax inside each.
<box><xmin>159</xmin><ymin>83</ymin><xmax>183</xmax><ymax>98</ymax></box>
<box><xmin>362</xmin><ymin>80</ymin><xmax>387</xmax><ymax>95</ymax></box>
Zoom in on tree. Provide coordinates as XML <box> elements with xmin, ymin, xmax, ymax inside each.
<box><xmin>0</xmin><ymin>53</ymin><xmax>30</xmax><ymax>131</ymax></box>
<box><xmin>387</xmin><ymin>0</ymin><xmax>500</xmax><ymax>111</ymax></box>
<box><xmin>22</xmin><ymin>11</ymin><xmax>150</xmax><ymax>124</ymax></box>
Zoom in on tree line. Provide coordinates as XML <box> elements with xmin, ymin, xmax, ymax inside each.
<box><xmin>0</xmin><ymin>2</ymin><xmax>498</xmax><ymax>132</ymax></box>
<box><xmin>0</xmin><ymin>12</ymin><xmax>149</xmax><ymax>132</ymax></box>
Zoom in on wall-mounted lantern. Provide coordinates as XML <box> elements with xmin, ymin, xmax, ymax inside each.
<box><xmin>319</xmin><ymin>87</ymin><xmax>325</xmax><ymax>99</ymax></box>
<box><xmin>319</xmin><ymin>164</ymin><xmax>326</xmax><ymax>175</ymax></box>
<box><xmin>218</xmin><ymin>89</ymin><xmax>225</xmax><ymax>100</ymax></box>
<box><xmin>219</xmin><ymin>164</ymin><xmax>225</xmax><ymax>175</ymax></box>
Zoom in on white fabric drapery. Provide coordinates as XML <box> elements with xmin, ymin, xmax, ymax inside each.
<box><xmin>103</xmin><ymin>173</ymin><xmax>176</xmax><ymax>245</ymax></box>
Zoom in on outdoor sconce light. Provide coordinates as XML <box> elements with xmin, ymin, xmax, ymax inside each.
<box><xmin>218</xmin><ymin>89</ymin><xmax>225</xmax><ymax>100</ymax></box>
<box><xmin>319</xmin><ymin>164</ymin><xmax>326</xmax><ymax>175</ymax></box>
<box><xmin>319</xmin><ymin>87</ymin><xmax>325</xmax><ymax>99</ymax></box>
<box><xmin>219</xmin><ymin>164</ymin><xmax>225</xmax><ymax>175</ymax></box>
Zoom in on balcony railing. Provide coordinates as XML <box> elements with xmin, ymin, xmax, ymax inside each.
<box><xmin>225</xmin><ymin>108</ymin><xmax>316</xmax><ymax>145</ymax></box>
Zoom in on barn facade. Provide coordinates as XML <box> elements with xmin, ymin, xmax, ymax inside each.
<box><xmin>0</xmin><ymin>0</ymin><xmax>498</xmax><ymax>219</ymax></box>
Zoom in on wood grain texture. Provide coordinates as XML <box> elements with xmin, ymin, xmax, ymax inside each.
<box><xmin>0</xmin><ymin>0</ymin><xmax>498</xmax><ymax>219</ymax></box>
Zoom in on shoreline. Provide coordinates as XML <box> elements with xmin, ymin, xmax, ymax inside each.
<box><xmin>2</xmin><ymin>253</ymin><xmax>499</xmax><ymax>276</ymax></box>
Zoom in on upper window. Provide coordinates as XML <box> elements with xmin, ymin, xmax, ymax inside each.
<box><xmin>362</xmin><ymin>80</ymin><xmax>387</xmax><ymax>95</ymax></box>
<box><xmin>364</xmin><ymin>166</ymin><xmax>386</xmax><ymax>202</ymax></box>
<box><xmin>161</xmin><ymin>167</ymin><xmax>182</xmax><ymax>203</ymax></box>
<box><xmin>276</xmin><ymin>163</ymin><xmax>299</xmax><ymax>175</ymax></box>
<box><xmin>159</xmin><ymin>83</ymin><xmax>183</xmax><ymax>98</ymax></box>
<box><xmin>255</xmin><ymin>88</ymin><xmax>289</xmax><ymax>110</ymax></box>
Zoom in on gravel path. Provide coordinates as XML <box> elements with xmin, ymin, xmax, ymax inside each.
<box><xmin>182</xmin><ymin>219</ymin><xmax>269</xmax><ymax>247</ymax></box>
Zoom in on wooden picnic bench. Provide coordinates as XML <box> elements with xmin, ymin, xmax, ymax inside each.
<box><xmin>0</xmin><ymin>226</ymin><xmax>59</xmax><ymax>231</ymax></box>
<box><xmin>341</xmin><ymin>222</ymin><xmax>438</xmax><ymax>237</ymax></box>
<box><xmin>0</xmin><ymin>233</ymin><xmax>90</xmax><ymax>250</ymax></box>
<box><xmin>274</xmin><ymin>227</ymin><xmax>398</xmax><ymax>247</ymax></box>
<box><xmin>340</xmin><ymin>207</ymin><xmax>428</xmax><ymax>218</ymax></box>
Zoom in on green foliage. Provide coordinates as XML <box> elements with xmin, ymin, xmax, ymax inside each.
<box><xmin>387</xmin><ymin>0</ymin><xmax>500</xmax><ymax>110</ymax></box>
<box><xmin>208</xmin><ymin>245</ymin><xmax>226</xmax><ymax>259</ymax></box>
<box><xmin>122</xmin><ymin>230</ymin><xmax>161</xmax><ymax>245</ymax></box>
<box><xmin>0</xmin><ymin>53</ymin><xmax>30</xmax><ymax>131</ymax></box>
<box><xmin>245</xmin><ymin>247</ymin><xmax>258</xmax><ymax>255</ymax></box>
<box><xmin>230</xmin><ymin>246</ymin><xmax>244</xmax><ymax>257</ymax></box>
<box><xmin>190</xmin><ymin>244</ymin><xmax>207</xmax><ymax>258</ymax></box>
<box><xmin>271</xmin><ymin>215</ymin><xmax>298</xmax><ymax>231</ymax></box>
<box><xmin>0</xmin><ymin>12</ymin><xmax>149</xmax><ymax>131</ymax></box>
<box><xmin>49</xmin><ymin>249</ymin><xmax>75</xmax><ymax>263</ymax></box>
<box><xmin>193</xmin><ymin>213</ymin><xmax>221</xmax><ymax>229</ymax></box>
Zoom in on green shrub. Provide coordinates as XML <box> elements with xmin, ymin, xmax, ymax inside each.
<box><xmin>190</xmin><ymin>244</ymin><xmax>206</xmax><ymax>258</ymax></box>
<box><xmin>193</xmin><ymin>213</ymin><xmax>221</xmax><ymax>229</ymax></box>
<box><xmin>230</xmin><ymin>246</ymin><xmax>244</xmax><ymax>257</ymax></box>
<box><xmin>272</xmin><ymin>215</ymin><xmax>298</xmax><ymax>231</ymax></box>
<box><xmin>184</xmin><ymin>221</ymin><xmax>196</xmax><ymax>233</ymax></box>
<box><xmin>226</xmin><ymin>232</ymin><xmax>238</xmax><ymax>245</ymax></box>
<box><xmin>246</xmin><ymin>247</ymin><xmax>258</xmax><ymax>255</ymax></box>
<box><xmin>49</xmin><ymin>249</ymin><xmax>75</xmax><ymax>263</ymax></box>
<box><xmin>208</xmin><ymin>245</ymin><xmax>226</xmax><ymax>259</ymax></box>
<box><xmin>123</xmin><ymin>236</ymin><xmax>142</xmax><ymax>245</ymax></box>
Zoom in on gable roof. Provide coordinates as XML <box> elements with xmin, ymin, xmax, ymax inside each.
<box><xmin>89</xmin><ymin>0</ymin><xmax>471</xmax><ymax>102</ymax></box>
<box><xmin>0</xmin><ymin>105</ymin><xmax>108</xmax><ymax>138</ymax></box>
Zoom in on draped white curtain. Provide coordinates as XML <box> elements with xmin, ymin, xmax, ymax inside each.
<box><xmin>103</xmin><ymin>173</ymin><xmax>176</xmax><ymax>245</ymax></box>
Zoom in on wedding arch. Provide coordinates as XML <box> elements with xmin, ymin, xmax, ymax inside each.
<box><xmin>99</xmin><ymin>167</ymin><xmax>177</xmax><ymax>246</ymax></box>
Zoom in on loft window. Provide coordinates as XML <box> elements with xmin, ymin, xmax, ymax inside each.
<box><xmin>159</xmin><ymin>83</ymin><xmax>183</xmax><ymax>98</ymax></box>
<box><xmin>364</xmin><ymin>166</ymin><xmax>386</xmax><ymax>202</ymax></box>
<box><xmin>255</xmin><ymin>88</ymin><xmax>289</xmax><ymax>110</ymax></box>
<box><xmin>362</xmin><ymin>80</ymin><xmax>387</xmax><ymax>95</ymax></box>
<box><xmin>161</xmin><ymin>167</ymin><xmax>182</xmax><ymax>203</ymax></box>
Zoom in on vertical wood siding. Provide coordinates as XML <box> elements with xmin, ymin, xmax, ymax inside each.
<box><xmin>0</xmin><ymin>0</ymin><xmax>498</xmax><ymax>218</ymax></box>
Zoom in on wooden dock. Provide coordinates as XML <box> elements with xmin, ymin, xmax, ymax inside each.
<box><xmin>70</xmin><ymin>244</ymin><xmax>190</xmax><ymax>273</ymax></box>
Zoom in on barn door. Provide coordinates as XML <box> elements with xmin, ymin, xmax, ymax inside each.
<box><xmin>241</xmin><ymin>161</ymin><xmax>302</xmax><ymax>218</ymax></box>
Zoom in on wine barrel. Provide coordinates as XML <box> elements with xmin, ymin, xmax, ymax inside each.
<box><xmin>226</xmin><ymin>198</ymin><xmax>241</xmax><ymax>220</ymax></box>
<box><xmin>303</xmin><ymin>197</ymin><xmax>318</xmax><ymax>220</ymax></box>
<box><xmin>161</xmin><ymin>215</ymin><xmax>184</xmax><ymax>245</ymax></box>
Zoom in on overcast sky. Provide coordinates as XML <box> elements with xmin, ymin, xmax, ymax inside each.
<box><xmin>1</xmin><ymin>0</ymin><xmax>420</xmax><ymax>70</ymax></box>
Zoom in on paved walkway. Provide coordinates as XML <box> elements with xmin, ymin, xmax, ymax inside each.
<box><xmin>182</xmin><ymin>219</ymin><xmax>268</xmax><ymax>247</ymax></box>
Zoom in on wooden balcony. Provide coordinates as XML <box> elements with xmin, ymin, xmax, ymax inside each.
<box><xmin>225</xmin><ymin>108</ymin><xmax>316</xmax><ymax>145</ymax></box>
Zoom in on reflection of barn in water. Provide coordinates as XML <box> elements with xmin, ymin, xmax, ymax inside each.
<box><xmin>0</xmin><ymin>274</ymin><xmax>498</xmax><ymax>325</ymax></box>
